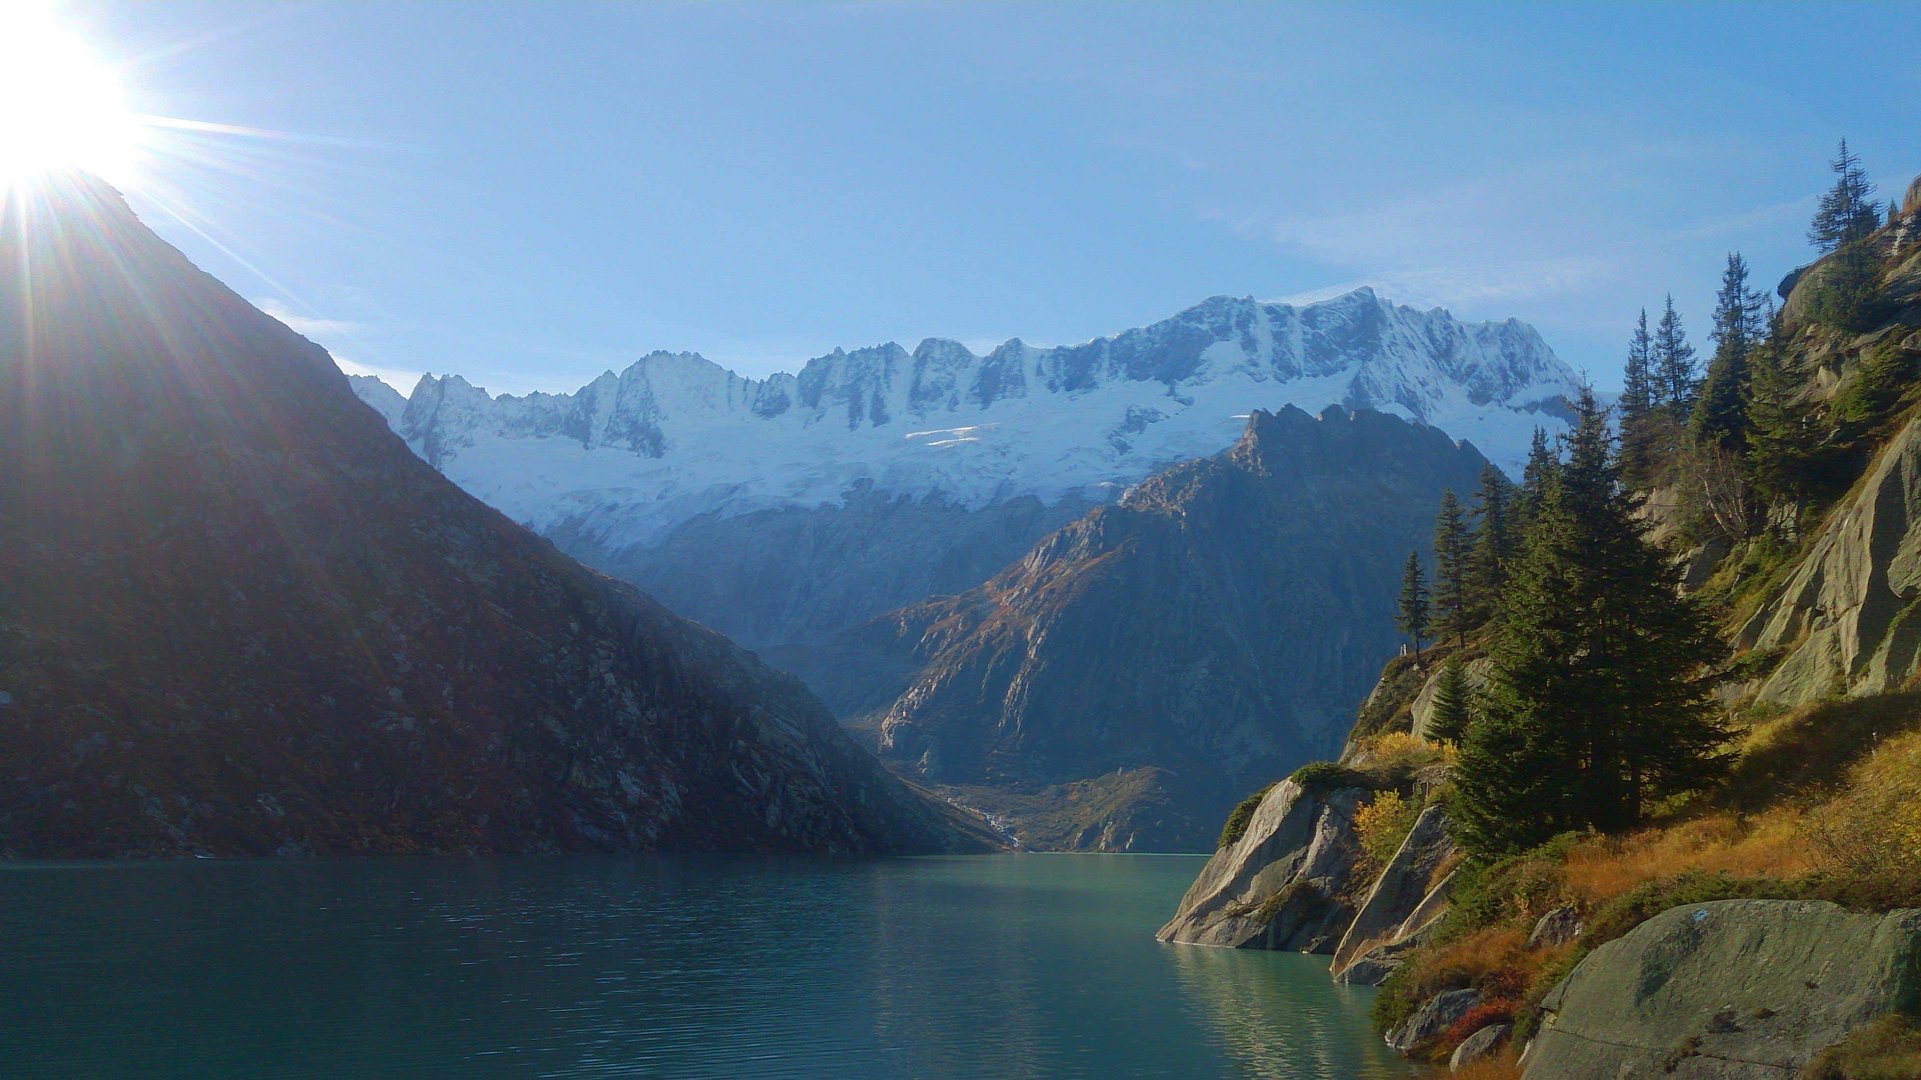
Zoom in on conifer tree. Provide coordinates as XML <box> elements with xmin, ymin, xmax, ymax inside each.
<box><xmin>1654</xmin><ymin>296</ymin><xmax>1698</xmax><ymax>417</ymax></box>
<box><xmin>1426</xmin><ymin>658</ymin><xmax>1470</xmax><ymax>746</ymax></box>
<box><xmin>1466</xmin><ymin>464</ymin><xmax>1512</xmax><ymax>624</ymax></box>
<box><xmin>1808</xmin><ymin>139</ymin><xmax>1879</xmax><ymax>251</ymax></box>
<box><xmin>1742</xmin><ymin>343</ymin><xmax>1823</xmax><ymax>504</ymax></box>
<box><xmin>1396</xmin><ymin>551</ymin><xmax>1430</xmax><ymax>661</ymax></box>
<box><xmin>1432</xmin><ymin>490</ymin><xmax>1471</xmax><ymax>648</ymax></box>
<box><xmin>1515</xmin><ymin>427</ymin><xmax>1557</xmax><ymax>530</ymax></box>
<box><xmin>1451</xmin><ymin>389</ymin><xmax>1728</xmax><ymax>856</ymax></box>
<box><xmin>1693</xmin><ymin>253</ymin><xmax>1768</xmax><ymax>450</ymax></box>
<box><xmin>1618</xmin><ymin>308</ymin><xmax>1659</xmax><ymax>487</ymax></box>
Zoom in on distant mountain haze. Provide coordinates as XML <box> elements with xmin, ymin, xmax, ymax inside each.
<box><xmin>0</xmin><ymin>174</ymin><xmax>984</xmax><ymax>857</ymax></box>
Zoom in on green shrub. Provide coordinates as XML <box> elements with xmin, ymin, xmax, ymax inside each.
<box><xmin>1217</xmin><ymin>784</ymin><xmax>1275</xmax><ymax>849</ymax></box>
<box><xmin>1832</xmin><ymin>338</ymin><xmax>1916</xmax><ymax>428</ymax></box>
<box><xmin>1443</xmin><ymin>834</ymin><xmax>1585</xmax><ymax>935</ymax></box>
<box><xmin>1805</xmin><ymin>243</ymin><xmax>1884</xmax><ymax>334</ymax></box>
<box><xmin>1289</xmin><ymin>760</ymin><xmax>1371</xmax><ymax>792</ymax></box>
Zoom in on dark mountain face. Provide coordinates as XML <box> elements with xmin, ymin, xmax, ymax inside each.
<box><xmin>845</xmin><ymin>406</ymin><xmax>1490</xmax><ymax>851</ymax></box>
<box><xmin>0</xmin><ymin>176</ymin><xmax>982</xmax><ymax>857</ymax></box>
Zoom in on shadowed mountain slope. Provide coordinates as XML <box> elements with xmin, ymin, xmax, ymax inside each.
<box><xmin>0</xmin><ymin>175</ymin><xmax>983</xmax><ymax>857</ymax></box>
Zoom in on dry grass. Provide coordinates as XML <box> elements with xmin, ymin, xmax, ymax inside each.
<box><xmin>1560</xmin><ymin>808</ymin><xmax>1819</xmax><ymax>908</ymax></box>
<box><xmin>1400</xmin><ymin>926</ymin><xmax>1537</xmax><ymax>1004</ymax></box>
<box><xmin>1806</xmin><ymin>729</ymin><xmax>1921</xmax><ymax>880</ymax></box>
<box><xmin>1449</xmin><ymin>1049</ymin><xmax>1523</xmax><ymax>1080</ymax></box>
<box><xmin>1353</xmin><ymin>729</ymin><xmax>1444</xmax><ymax>776</ymax></box>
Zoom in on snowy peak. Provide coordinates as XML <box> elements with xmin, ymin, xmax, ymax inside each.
<box><xmin>355</xmin><ymin>291</ymin><xmax>1579</xmax><ymax>548</ymax></box>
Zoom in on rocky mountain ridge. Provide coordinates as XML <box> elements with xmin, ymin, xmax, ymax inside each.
<box><xmin>818</xmin><ymin>405</ymin><xmax>1490</xmax><ymax>851</ymax></box>
<box><xmin>354</xmin><ymin>292</ymin><xmax>1579</xmax><ymax>648</ymax></box>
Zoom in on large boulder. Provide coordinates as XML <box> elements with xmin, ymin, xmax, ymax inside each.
<box><xmin>1387</xmin><ymin>988</ymin><xmax>1481</xmax><ymax>1054</ymax></box>
<box><xmin>1904</xmin><ymin>173</ymin><xmax>1921</xmax><ymax>218</ymax></box>
<box><xmin>1451</xmin><ymin>1023</ymin><xmax>1511</xmax><ymax>1072</ymax></box>
<box><xmin>1525</xmin><ymin>900</ymin><xmax>1921</xmax><ymax>1079</ymax></box>
<box><xmin>1740</xmin><ymin>411</ymin><xmax>1921</xmax><ymax>704</ymax></box>
<box><xmin>1155</xmin><ymin>779</ymin><xmax>1365</xmax><ymax>951</ymax></box>
<box><xmin>1332</xmin><ymin>804</ymin><xmax>1456</xmax><ymax>971</ymax></box>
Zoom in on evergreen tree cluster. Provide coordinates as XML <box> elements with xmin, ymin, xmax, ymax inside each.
<box><xmin>1386</xmin><ymin>139</ymin><xmax>1905</xmax><ymax>862</ymax></box>
<box><xmin>1615</xmin><ymin>140</ymin><xmax>1900</xmax><ymax>513</ymax></box>
<box><xmin>1449</xmin><ymin>392</ymin><xmax>1727</xmax><ymax>856</ymax></box>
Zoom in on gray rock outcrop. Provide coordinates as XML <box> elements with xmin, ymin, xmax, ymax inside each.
<box><xmin>1387</xmin><ymin>989</ymin><xmax>1481</xmax><ymax>1054</ymax></box>
<box><xmin>1525</xmin><ymin>900</ymin><xmax>1921</xmax><ymax>1079</ymax></box>
<box><xmin>1528</xmin><ymin>905</ymin><xmax>1583</xmax><ymax>950</ymax></box>
<box><xmin>1739</xmin><ymin>410</ymin><xmax>1921</xmax><ymax>704</ymax></box>
<box><xmin>1155</xmin><ymin>779</ymin><xmax>1364</xmax><ymax>950</ymax></box>
<box><xmin>1332</xmin><ymin>804</ymin><xmax>1457</xmax><ymax>972</ymax></box>
<box><xmin>1904</xmin><ymin>173</ymin><xmax>1921</xmax><ymax>218</ymax></box>
<box><xmin>1451</xmin><ymin>1023</ymin><xmax>1511</xmax><ymax>1072</ymax></box>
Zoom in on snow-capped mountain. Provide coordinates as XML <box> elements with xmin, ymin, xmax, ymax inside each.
<box><xmin>352</xmin><ymin>288</ymin><xmax>1580</xmax><ymax>649</ymax></box>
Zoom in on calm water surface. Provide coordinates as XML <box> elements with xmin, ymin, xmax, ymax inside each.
<box><xmin>0</xmin><ymin>854</ymin><xmax>1412</xmax><ymax>1078</ymax></box>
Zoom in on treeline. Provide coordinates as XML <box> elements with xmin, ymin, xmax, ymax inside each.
<box><xmin>1392</xmin><ymin>139</ymin><xmax>1915</xmax><ymax>859</ymax></box>
<box><xmin>1624</xmin><ymin>140</ymin><xmax>1912</xmax><ymax>529</ymax></box>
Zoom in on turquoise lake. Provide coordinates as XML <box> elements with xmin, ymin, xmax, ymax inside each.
<box><xmin>0</xmin><ymin>854</ymin><xmax>1413</xmax><ymax>1077</ymax></box>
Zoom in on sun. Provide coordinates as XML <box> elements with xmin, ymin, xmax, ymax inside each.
<box><xmin>0</xmin><ymin>3</ymin><xmax>148</xmax><ymax>186</ymax></box>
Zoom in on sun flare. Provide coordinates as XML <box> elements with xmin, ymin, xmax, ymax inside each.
<box><xmin>0</xmin><ymin>4</ymin><xmax>147</xmax><ymax>186</ymax></box>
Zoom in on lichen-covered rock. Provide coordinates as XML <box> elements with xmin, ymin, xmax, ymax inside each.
<box><xmin>1332</xmin><ymin>804</ymin><xmax>1456</xmax><ymax>970</ymax></box>
<box><xmin>1387</xmin><ymin>988</ymin><xmax>1480</xmax><ymax>1053</ymax></box>
<box><xmin>1739</xmin><ymin>411</ymin><xmax>1921</xmax><ymax>705</ymax></box>
<box><xmin>1155</xmin><ymin>779</ymin><xmax>1364</xmax><ymax>950</ymax></box>
<box><xmin>1450</xmin><ymin>1023</ymin><xmax>1511</xmax><ymax>1072</ymax></box>
<box><xmin>1525</xmin><ymin>900</ymin><xmax>1921</xmax><ymax>1079</ymax></box>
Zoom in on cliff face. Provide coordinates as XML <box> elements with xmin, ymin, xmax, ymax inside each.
<box><xmin>0</xmin><ymin>176</ymin><xmax>983</xmax><ymax>857</ymax></box>
<box><xmin>859</xmin><ymin>406</ymin><xmax>1490</xmax><ymax>851</ymax></box>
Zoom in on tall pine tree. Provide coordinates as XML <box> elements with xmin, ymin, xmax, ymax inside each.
<box><xmin>1397</xmin><ymin>551</ymin><xmax>1430</xmax><ymax>662</ymax></box>
<box><xmin>1426</xmin><ymin>658</ymin><xmax>1471</xmax><ymax>746</ymax></box>
<box><xmin>1433</xmin><ymin>491</ymin><xmax>1471</xmax><ymax>648</ymax></box>
<box><xmin>1741</xmin><ymin>343</ymin><xmax>1823</xmax><ymax>505</ymax></box>
<box><xmin>1466</xmin><ymin>464</ymin><xmax>1512</xmax><ymax>626</ymax></box>
<box><xmin>1515</xmin><ymin>427</ymin><xmax>1557</xmax><ymax>531</ymax></box>
<box><xmin>1451</xmin><ymin>389</ymin><xmax>1728</xmax><ymax>856</ymax></box>
<box><xmin>1619</xmin><ymin>308</ymin><xmax>1659</xmax><ymax>488</ymax></box>
<box><xmin>1808</xmin><ymin>139</ymin><xmax>1879</xmax><ymax>251</ymax></box>
<box><xmin>1654</xmin><ymin>295</ymin><xmax>1699</xmax><ymax>417</ymax></box>
<box><xmin>1692</xmin><ymin>252</ymin><xmax>1769</xmax><ymax>450</ymax></box>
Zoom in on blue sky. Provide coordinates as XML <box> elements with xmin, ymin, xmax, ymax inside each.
<box><xmin>74</xmin><ymin>1</ymin><xmax>1921</xmax><ymax>395</ymax></box>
